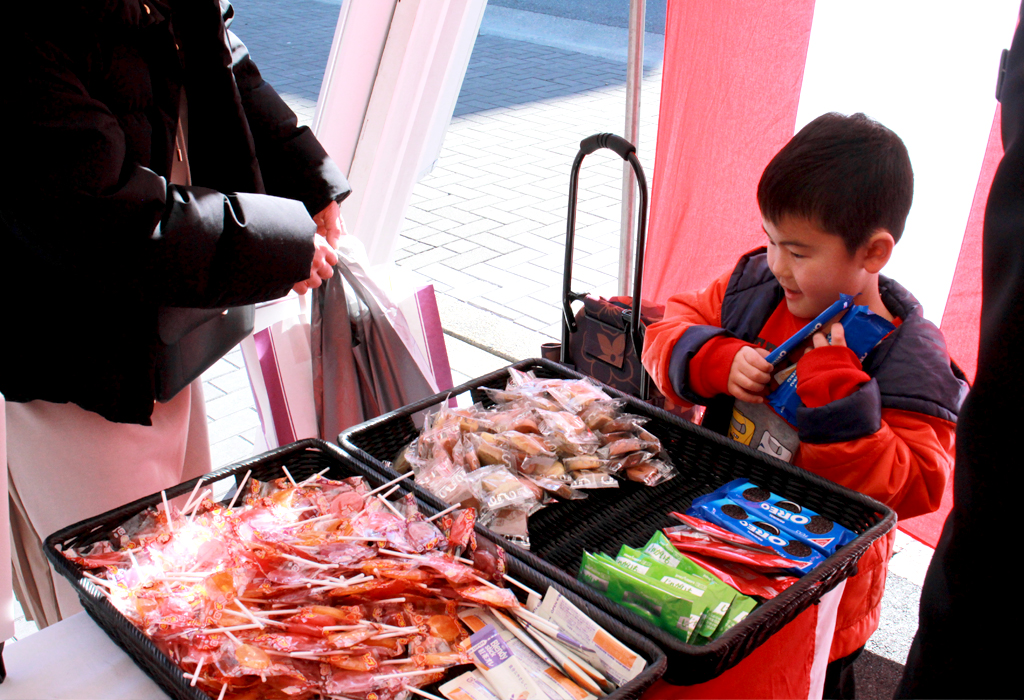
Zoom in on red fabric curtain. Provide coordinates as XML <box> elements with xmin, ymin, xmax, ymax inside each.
<box><xmin>897</xmin><ymin>107</ymin><xmax>1002</xmax><ymax>547</ymax></box>
<box><xmin>938</xmin><ymin>107</ymin><xmax>1002</xmax><ymax>385</ymax></box>
<box><xmin>643</xmin><ymin>0</ymin><xmax>817</xmax><ymax>303</ymax></box>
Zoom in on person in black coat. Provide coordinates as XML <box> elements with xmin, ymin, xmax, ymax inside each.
<box><xmin>0</xmin><ymin>0</ymin><xmax>353</xmax><ymax>626</ymax></box>
<box><xmin>0</xmin><ymin>0</ymin><xmax>351</xmax><ymax>424</ymax></box>
<box><xmin>895</xmin><ymin>5</ymin><xmax>1023</xmax><ymax>698</ymax></box>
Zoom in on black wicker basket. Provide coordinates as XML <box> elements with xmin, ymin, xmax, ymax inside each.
<box><xmin>338</xmin><ymin>358</ymin><xmax>897</xmax><ymax>684</ymax></box>
<box><xmin>44</xmin><ymin>438</ymin><xmax>666</xmax><ymax>700</ymax></box>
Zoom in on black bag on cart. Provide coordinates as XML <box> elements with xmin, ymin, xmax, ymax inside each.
<box><xmin>541</xmin><ymin>133</ymin><xmax>696</xmax><ymax>420</ymax></box>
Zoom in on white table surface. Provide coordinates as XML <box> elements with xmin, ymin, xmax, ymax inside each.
<box><xmin>0</xmin><ymin>612</ymin><xmax>169</xmax><ymax>700</ymax></box>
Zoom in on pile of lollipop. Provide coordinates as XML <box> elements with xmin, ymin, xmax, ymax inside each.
<box><xmin>62</xmin><ymin>467</ymin><xmax>540</xmax><ymax>700</ymax></box>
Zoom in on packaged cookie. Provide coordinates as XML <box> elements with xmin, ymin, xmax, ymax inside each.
<box><xmin>543</xmin><ymin>379</ymin><xmax>613</xmax><ymax>413</ymax></box>
<box><xmin>469</xmin><ymin>432</ymin><xmax>511</xmax><ymax>468</ymax></box>
<box><xmin>527</xmin><ymin>475</ymin><xmax>589</xmax><ymax>500</ymax></box>
<box><xmin>481</xmin><ymin>506</ymin><xmax>533</xmax><ymax>548</ymax></box>
<box><xmin>489</xmin><ymin>404</ymin><xmax>542</xmax><ymax>435</ymax></box>
<box><xmin>578</xmin><ymin>400</ymin><xmax>625</xmax><ymax>432</ymax></box>
<box><xmin>453</xmin><ymin>433</ymin><xmax>481</xmax><ymax>473</ymax></box>
<box><xmin>563</xmin><ymin>455</ymin><xmax>605</xmax><ymax>472</ymax></box>
<box><xmin>466</xmin><ymin>465</ymin><xmax>538</xmax><ymax>512</ymax></box>
<box><xmin>538</xmin><ymin>410</ymin><xmax>600</xmax><ymax>455</ymax></box>
<box><xmin>496</xmin><ymin>430</ymin><xmax>555</xmax><ymax>458</ymax></box>
<box><xmin>599</xmin><ymin>437</ymin><xmax>659</xmax><ymax>458</ymax></box>
<box><xmin>520</xmin><ymin>455</ymin><xmax>569</xmax><ymax>482</ymax></box>
<box><xmin>570</xmin><ymin>471</ymin><xmax>619</xmax><ymax>490</ymax></box>
<box><xmin>624</xmin><ymin>459</ymin><xmax>676</xmax><ymax>487</ymax></box>
<box><xmin>708</xmin><ymin>479</ymin><xmax>857</xmax><ymax>555</ymax></box>
<box><xmin>686</xmin><ymin>498</ymin><xmax>825</xmax><ymax>575</ymax></box>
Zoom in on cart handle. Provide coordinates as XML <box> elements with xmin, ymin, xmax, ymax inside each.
<box><xmin>579</xmin><ymin>133</ymin><xmax>636</xmax><ymax>160</ymax></box>
<box><xmin>561</xmin><ymin>133</ymin><xmax>650</xmax><ymax>398</ymax></box>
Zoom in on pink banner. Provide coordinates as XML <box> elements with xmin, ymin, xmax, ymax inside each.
<box><xmin>644</xmin><ymin>0</ymin><xmax>817</xmax><ymax>303</ymax></box>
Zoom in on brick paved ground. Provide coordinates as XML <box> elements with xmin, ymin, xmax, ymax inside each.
<box><xmin>395</xmin><ymin>36</ymin><xmax>663</xmax><ymax>356</ymax></box>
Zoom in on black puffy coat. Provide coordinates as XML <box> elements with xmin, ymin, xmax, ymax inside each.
<box><xmin>0</xmin><ymin>0</ymin><xmax>351</xmax><ymax>424</ymax></box>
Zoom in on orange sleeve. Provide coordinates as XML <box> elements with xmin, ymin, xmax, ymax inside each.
<box><xmin>795</xmin><ymin>408</ymin><xmax>954</xmax><ymax>520</ymax></box>
<box><xmin>641</xmin><ymin>268</ymin><xmax>732</xmax><ymax>404</ymax></box>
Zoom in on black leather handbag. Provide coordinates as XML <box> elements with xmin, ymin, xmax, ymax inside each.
<box><xmin>153</xmin><ymin>305</ymin><xmax>254</xmax><ymax>402</ymax></box>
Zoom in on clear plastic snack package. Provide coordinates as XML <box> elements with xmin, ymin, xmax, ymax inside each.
<box><xmin>570</xmin><ymin>471</ymin><xmax>620</xmax><ymax>490</ymax></box>
<box><xmin>398</xmin><ymin>369</ymin><xmax>679</xmax><ymax>547</ymax></box>
<box><xmin>467</xmin><ymin>465</ymin><xmax>540</xmax><ymax>512</ymax></box>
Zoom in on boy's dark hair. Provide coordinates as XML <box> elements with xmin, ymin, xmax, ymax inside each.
<box><xmin>757</xmin><ymin>112</ymin><xmax>913</xmax><ymax>254</ymax></box>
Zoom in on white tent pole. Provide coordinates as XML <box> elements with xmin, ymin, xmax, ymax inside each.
<box><xmin>619</xmin><ymin>0</ymin><xmax>645</xmax><ymax>297</ymax></box>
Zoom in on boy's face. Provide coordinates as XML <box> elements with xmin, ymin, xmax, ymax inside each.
<box><xmin>763</xmin><ymin>216</ymin><xmax>871</xmax><ymax>319</ymax></box>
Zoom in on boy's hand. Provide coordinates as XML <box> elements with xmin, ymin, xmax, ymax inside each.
<box><xmin>811</xmin><ymin>322</ymin><xmax>847</xmax><ymax>350</ymax></box>
<box><xmin>727</xmin><ymin>346</ymin><xmax>773</xmax><ymax>403</ymax></box>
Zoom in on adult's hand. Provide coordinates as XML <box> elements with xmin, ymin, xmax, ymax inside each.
<box><xmin>292</xmin><ymin>233</ymin><xmax>339</xmax><ymax>295</ymax></box>
<box><xmin>313</xmin><ymin>200</ymin><xmax>346</xmax><ymax>249</ymax></box>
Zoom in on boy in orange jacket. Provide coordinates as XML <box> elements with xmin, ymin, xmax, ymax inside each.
<box><xmin>642</xmin><ymin>112</ymin><xmax>967</xmax><ymax>697</ymax></box>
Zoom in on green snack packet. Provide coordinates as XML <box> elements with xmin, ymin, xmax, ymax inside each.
<box><xmin>578</xmin><ymin>551</ymin><xmax>694</xmax><ymax>641</ymax></box>
<box><xmin>579</xmin><ymin>552</ymin><xmax>659</xmax><ymax>627</ymax></box>
<box><xmin>617</xmin><ymin>546</ymin><xmax>735</xmax><ymax>639</ymax></box>
<box><xmin>641</xmin><ymin>530</ymin><xmax>688</xmax><ymax>568</ymax></box>
<box><xmin>578</xmin><ymin>550</ymin><xmax>613</xmax><ymax>593</ymax></box>
<box><xmin>714</xmin><ymin>594</ymin><xmax>758</xmax><ymax>638</ymax></box>
<box><xmin>642</xmin><ymin>531</ymin><xmax>722</xmax><ymax>584</ymax></box>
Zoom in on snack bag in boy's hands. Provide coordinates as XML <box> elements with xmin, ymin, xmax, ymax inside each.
<box><xmin>724</xmin><ymin>295</ymin><xmax>854</xmax><ymax>464</ymax></box>
<box><xmin>763</xmin><ymin>295</ymin><xmax>856</xmax><ymax>370</ymax></box>
<box><xmin>766</xmin><ymin>301</ymin><xmax>896</xmax><ymax>424</ymax></box>
<box><xmin>728</xmin><ymin>294</ymin><xmax>897</xmax><ymax>461</ymax></box>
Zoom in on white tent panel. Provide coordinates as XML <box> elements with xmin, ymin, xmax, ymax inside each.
<box><xmin>794</xmin><ymin>0</ymin><xmax>1018</xmax><ymax>323</ymax></box>
<box><xmin>313</xmin><ymin>0</ymin><xmax>399</xmax><ymax>176</ymax></box>
<box><xmin>316</xmin><ymin>0</ymin><xmax>488</xmax><ymax>266</ymax></box>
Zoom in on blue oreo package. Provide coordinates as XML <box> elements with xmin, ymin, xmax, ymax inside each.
<box><xmin>718</xmin><ymin>479</ymin><xmax>857</xmax><ymax>555</ymax></box>
<box><xmin>764</xmin><ymin>294</ymin><xmax>854</xmax><ymax>366</ymax></box>
<box><xmin>686</xmin><ymin>496</ymin><xmax>825</xmax><ymax>575</ymax></box>
<box><xmin>765</xmin><ymin>300</ymin><xmax>896</xmax><ymax>424</ymax></box>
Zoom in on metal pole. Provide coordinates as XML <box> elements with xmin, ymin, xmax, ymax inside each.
<box><xmin>619</xmin><ymin>0</ymin><xmax>645</xmax><ymax>296</ymax></box>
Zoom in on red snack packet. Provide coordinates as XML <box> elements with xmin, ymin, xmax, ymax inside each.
<box><xmin>682</xmin><ymin>551</ymin><xmax>800</xmax><ymax>599</ymax></box>
<box><xmin>669</xmin><ymin>512</ymin><xmax>778</xmax><ymax>552</ymax></box>
<box><xmin>664</xmin><ymin>522</ymin><xmax>802</xmax><ymax>572</ymax></box>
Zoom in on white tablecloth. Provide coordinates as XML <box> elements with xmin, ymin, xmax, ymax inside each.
<box><xmin>0</xmin><ymin>613</ymin><xmax>169</xmax><ymax>700</ymax></box>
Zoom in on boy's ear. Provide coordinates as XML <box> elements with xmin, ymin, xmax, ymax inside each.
<box><xmin>860</xmin><ymin>230</ymin><xmax>895</xmax><ymax>273</ymax></box>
